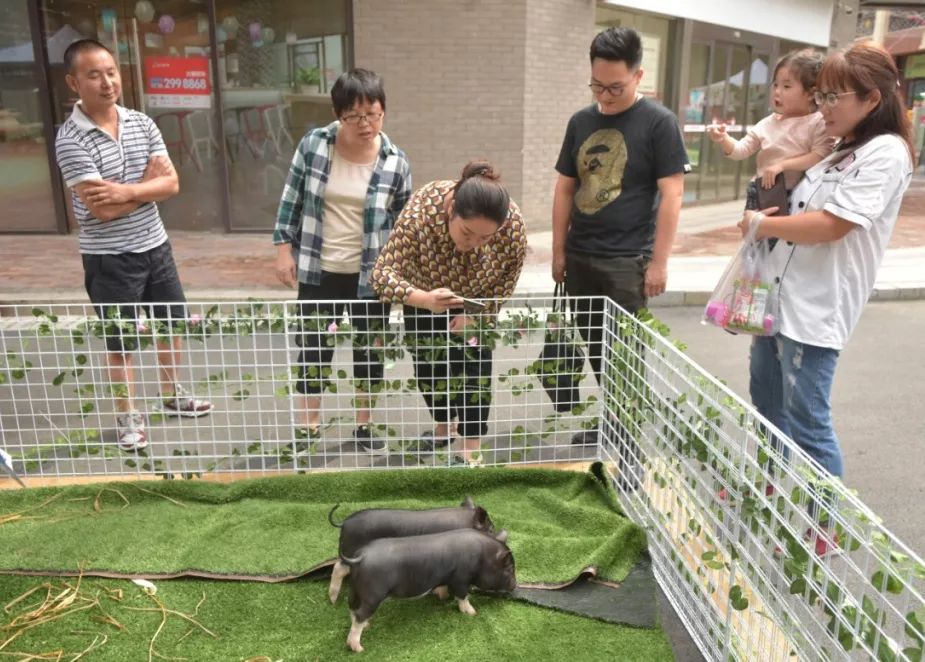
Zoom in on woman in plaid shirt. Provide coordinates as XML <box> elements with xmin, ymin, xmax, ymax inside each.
<box><xmin>273</xmin><ymin>69</ymin><xmax>412</xmax><ymax>455</ymax></box>
<box><xmin>372</xmin><ymin>161</ymin><xmax>527</xmax><ymax>466</ymax></box>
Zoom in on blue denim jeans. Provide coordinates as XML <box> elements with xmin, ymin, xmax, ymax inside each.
<box><xmin>749</xmin><ymin>335</ymin><xmax>843</xmax><ymax>479</ymax></box>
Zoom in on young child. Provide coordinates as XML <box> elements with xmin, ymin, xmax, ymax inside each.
<box><xmin>708</xmin><ymin>49</ymin><xmax>835</xmax><ymax>211</ymax></box>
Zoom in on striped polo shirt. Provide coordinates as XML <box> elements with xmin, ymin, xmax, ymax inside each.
<box><xmin>55</xmin><ymin>102</ymin><xmax>169</xmax><ymax>255</ymax></box>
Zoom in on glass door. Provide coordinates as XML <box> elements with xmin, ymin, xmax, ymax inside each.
<box><xmin>716</xmin><ymin>43</ymin><xmax>751</xmax><ymax>200</ymax></box>
<box><xmin>39</xmin><ymin>0</ymin><xmax>225</xmax><ymax>231</ymax></box>
<box><xmin>215</xmin><ymin>0</ymin><xmax>350</xmax><ymax>231</ymax></box>
<box><xmin>0</xmin><ymin>1</ymin><xmax>61</xmax><ymax>232</ymax></box>
<box><xmin>681</xmin><ymin>40</ymin><xmax>759</xmax><ymax>204</ymax></box>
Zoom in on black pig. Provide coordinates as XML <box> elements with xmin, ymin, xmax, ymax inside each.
<box><xmin>343</xmin><ymin>528</ymin><xmax>516</xmax><ymax>652</ymax></box>
<box><xmin>327</xmin><ymin>496</ymin><xmax>493</xmax><ymax>603</ymax></box>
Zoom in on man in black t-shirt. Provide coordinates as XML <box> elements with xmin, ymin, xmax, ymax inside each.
<box><xmin>553</xmin><ymin>27</ymin><xmax>688</xmax><ymax>449</ymax></box>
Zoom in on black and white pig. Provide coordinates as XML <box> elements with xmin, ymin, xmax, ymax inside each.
<box><xmin>326</xmin><ymin>496</ymin><xmax>494</xmax><ymax>604</ymax></box>
<box><xmin>343</xmin><ymin>528</ymin><xmax>516</xmax><ymax>653</ymax></box>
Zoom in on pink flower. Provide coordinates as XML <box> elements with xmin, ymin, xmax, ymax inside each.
<box><xmin>327</xmin><ymin>322</ymin><xmax>338</xmax><ymax>334</ymax></box>
<box><xmin>548</xmin><ymin>322</ymin><xmax>558</xmax><ymax>331</ymax></box>
<box><xmin>373</xmin><ymin>337</ymin><xmax>384</xmax><ymax>348</ymax></box>
<box><xmin>467</xmin><ymin>336</ymin><xmax>478</xmax><ymax>347</ymax></box>
<box><xmin>136</xmin><ymin>323</ymin><xmax>149</xmax><ymax>334</ymax></box>
<box><xmin>189</xmin><ymin>313</ymin><xmax>202</xmax><ymax>326</ymax></box>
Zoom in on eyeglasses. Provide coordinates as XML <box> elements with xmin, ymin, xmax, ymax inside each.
<box><xmin>588</xmin><ymin>80</ymin><xmax>633</xmax><ymax>97</ymax></box>
<box><xmin>341</xmin><ymin>112</ymin><xmax>383</xmax><ymax>125</ymax></box>
<box><xmin>813</xmin><ymin>91</ymin><xmax>857</xmax><ymax>107</ymax></box>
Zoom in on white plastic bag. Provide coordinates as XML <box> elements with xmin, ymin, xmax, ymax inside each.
<box><xmin>702</xmin><ymin>219</ymin><xmax>780</xmax><ymax>336</ymax></box>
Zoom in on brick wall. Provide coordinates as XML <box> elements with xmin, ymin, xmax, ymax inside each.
<box><xmin>353</xmin><ymin>0</ymin><xmax>528</xmax><ymax>204</ymax></box>
<box><xmin>353</xmin><ymin>0</ymin><xmax>594</xmax><ymax>230</ymax></box>
<box><xmin>522</xmin><ymin>0</ymin><xmax>595</xmax><ymax>227</ymax></box>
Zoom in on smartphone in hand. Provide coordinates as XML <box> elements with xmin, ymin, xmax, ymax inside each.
<box><xmin>456</xmin><ymin>297</ymin><xmax>487</xmax><ymax>314</ymax></box>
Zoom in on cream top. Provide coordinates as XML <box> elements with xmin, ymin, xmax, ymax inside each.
<box><xmin>320</xmin><ymin>149</ymin><xmax>375</xmax><ymax>273</ymax></box>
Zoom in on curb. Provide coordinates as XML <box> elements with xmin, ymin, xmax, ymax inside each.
<box><xmin>3</xmin><ymin>286</ymin><xmax>924</xmax><ymax>309</ymax></box>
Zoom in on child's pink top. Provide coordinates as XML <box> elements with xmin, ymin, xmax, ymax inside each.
<box><xmin>727</xmin><ymin>112</ymin><xmax>835</xmax><ymax>188</ymax></box>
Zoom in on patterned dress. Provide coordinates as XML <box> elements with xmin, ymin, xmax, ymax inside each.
<box><xmin>371</xmin><ymin>180</ymin><xmax>527</xmax><ymax>313</ymax></box>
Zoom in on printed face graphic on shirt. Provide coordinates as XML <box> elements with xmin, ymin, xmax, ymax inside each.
<box><xmin>575</xmin><ymin>129</ymin><xmax>628</xmax><ymax>215</ymax></box>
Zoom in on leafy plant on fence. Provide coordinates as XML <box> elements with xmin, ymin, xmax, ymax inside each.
<box><xmin>5</xmin><ymin>303</ymin><xmax>924</xmax><ymax>658</ymax></box>
<box><xmin>2</xmin><ymin>302</ymin><xmax>598</xmax><ymax>473</ymax></box>
<box><xmin>602</xmin><ymin>312</ymin><xmax>925</xmax><ymax>660</ymax></box>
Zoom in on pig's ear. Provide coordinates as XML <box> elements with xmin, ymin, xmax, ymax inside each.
<box><xmin>495</xmin><ymin>529</ymin><xmax>509</xmax><ymax>543</ymax></box>
<box><xmin>461</xmin><ymin>495</ymin><xmax>475</xmax><ymax>508</ymax></box>
<box><xmin>474</xmin><ymin>507</ymin><xmax>490</xmax><ymax>526</ymax></box>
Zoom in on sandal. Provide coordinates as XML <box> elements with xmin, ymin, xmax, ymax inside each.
<box><xmin>451</xmin><ymin>454</ymin><xmax>484</xmax><ymax>468</ymax></box>
<box><xmin>417</xmin><ymin>430</ymin><xmax>452</xmax><ymax>452</ymax></box>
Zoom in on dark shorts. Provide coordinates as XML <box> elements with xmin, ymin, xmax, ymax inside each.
<box><xmin>82</xmin><ymin>241</ymin><xmax>187</xmax><ymax>353</ymax></box>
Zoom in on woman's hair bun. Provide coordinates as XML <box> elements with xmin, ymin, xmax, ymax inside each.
<box><xmin>460</xmin><ymin>160</ymin><xmax>500</xmax><ymax>181</ymax></box>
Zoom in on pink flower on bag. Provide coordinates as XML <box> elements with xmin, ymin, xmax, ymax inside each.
<box><xmin>467</xmin><ymin>336</ymin><xmax>478</xmax><ymax>347</ymax></box>
<box><xmin>189</xmin><ymin>313</ymin><xmax>202</xmax><ymax>326</ymax></box>
<box><xmin>136</xmin><ymin>323</ymin><xmax>149</xmax><ymax>334</ymax></box>
<box><xmin>327</xmin><ymin>322</ymin><xmax>338</xmax><ymax>334</ymax></box>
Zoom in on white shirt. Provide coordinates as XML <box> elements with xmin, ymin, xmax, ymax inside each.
<box><xmin>775</xmin><ymin>133</ymin><xmax>912</xmax><ymax>350</ymax></box>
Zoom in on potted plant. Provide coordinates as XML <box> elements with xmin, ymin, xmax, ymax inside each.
<box><xmin>295</xmin><ymin>67</ymin><xmax>321</xmax><ymax>95</ymax></box>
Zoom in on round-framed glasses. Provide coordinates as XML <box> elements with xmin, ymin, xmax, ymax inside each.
<box><xmin>813</xmin><ymin>91</ymin><xmax>856</xmax><ymax>107</ymax></box>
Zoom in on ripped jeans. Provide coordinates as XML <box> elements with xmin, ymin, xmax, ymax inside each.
<box><xmin>749</xmin><ymin>335</ymin><xmax>843</xmax><ymax>479</ymax></box>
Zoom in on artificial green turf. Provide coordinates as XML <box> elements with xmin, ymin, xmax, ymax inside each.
<box><xmin>0</xmin><ymin>574</ymin><xmax>675</xmax><ymax>661</ymax></box>
<box><xmin>0</xmin><ymin>464</ymin><xmax>648</xmax><ymax>586</ymax></box>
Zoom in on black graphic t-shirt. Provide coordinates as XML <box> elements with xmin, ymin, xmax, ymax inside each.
<box><xmin>555</xmin><ymin>99</ymin><xmax>689</xmax><ymax>258</ymax></box>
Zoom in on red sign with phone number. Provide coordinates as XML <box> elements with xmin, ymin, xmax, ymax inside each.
<box><xmin>144</xmin><ymin>56</ymin><xmax>211</xmax><ymax>109</ymax></box>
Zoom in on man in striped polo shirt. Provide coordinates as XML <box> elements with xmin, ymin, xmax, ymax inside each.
<box><xmin>55</xmin><ymin>39</ymin><xmax>212</xmax><ymax>452</ymax></box>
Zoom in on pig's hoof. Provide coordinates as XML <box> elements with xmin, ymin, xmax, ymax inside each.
<box><xmin>457</xmin><ymin>598</ymin><xmax>477</xmax><ymax>615</ymax></box>
<box><xmin>329</xmin><ymin>589</ymin><xmax>340</xmax><ymax>604</ymax></box>
<box><xmin>433</xmin><ymin>585</ymin><xmax>449</xmax><ymax>600</ymax></box>
<box><xmin>347</xmin><ymin>638</ymin><xmax>364</xmax><ymax>653</ymax></box>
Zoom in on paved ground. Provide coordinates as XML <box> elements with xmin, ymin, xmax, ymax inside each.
<box><xmin>2</xmin><ymin>174</ymin><xmax>924</xmax><ymax>303</ymax></box>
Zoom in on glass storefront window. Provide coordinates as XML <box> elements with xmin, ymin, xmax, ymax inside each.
<box><xmin>39</xmin><ymin>0</ymin><xmax>224</xmax><ymax>230</ymax></box>
<box><xmin>0</xmin><ymin>1</ymin><xmax>59</xmax><ymax>232</ymax></box>
<box><xmin>215</xmin><ymin>0</ymin><xmax>349</xmax><ymax>230</ymax></box>
<box><xmin>681</xmin><ymin>40</ymin><xmax>759</xmax><ymax>203</ymax></box>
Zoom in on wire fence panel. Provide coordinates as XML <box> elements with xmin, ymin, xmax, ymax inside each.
<box><xmin>599</xmin><ymin>298</ymin><xmax>925</xmax><ymax>662</ymax></box>
<box><xmin>0</xmin><ymin>298</ymin><xmax>599</xmax><ymax>479</ymax></box>
<box><xmin>0</xmin><ymin>296</ymin><xmax>922</xmax><ymax>661</ymax></box>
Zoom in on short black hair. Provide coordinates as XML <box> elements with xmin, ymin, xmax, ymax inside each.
<box><xmin>590</xmin><ymin>27</ymin><xmax>642</xmax><ymax>68</ymax></box>
<box><xmin>330</xmin><ymin>68</ymin><xmax>386</xmax><ymax>117</ymax></box>
<box><xmin>63</xmin><ymin>39</ymin><xmax>113</xmax><ymax>74</ymax></box>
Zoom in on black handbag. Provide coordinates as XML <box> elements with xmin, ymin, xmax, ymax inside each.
<box><xmin>533</xmin><ymin>283</ymin><xmax>587</xmax><ymax>413</ymax></box>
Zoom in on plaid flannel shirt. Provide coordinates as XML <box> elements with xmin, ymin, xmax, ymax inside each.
<box><xmin>272</xmin><ymin>121</ymin><xmax>412</xmax><ymax>297</ymax></box>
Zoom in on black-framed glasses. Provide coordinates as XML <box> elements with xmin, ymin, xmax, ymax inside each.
<box><xmin>588</xmin><ymin>81</ymin><xmax>629</xmax><ymax>97</ymax></box>
<box><xmin>813</xmin><ymin>90</ymin><xmax>856</xmax><ymax>107</ymax></box>
<box><xmin>341</xmin><ymin>112</ymin><xmax>383</xmax><ymax>125</ymax></box>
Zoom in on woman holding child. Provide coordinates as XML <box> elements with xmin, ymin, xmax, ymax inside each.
<box><xmin>739</xmin><ymin>42</ymin><xmax>913</xmax><ymax>554</ymax></box>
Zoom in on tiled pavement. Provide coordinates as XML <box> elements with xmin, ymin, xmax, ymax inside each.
<box><xmin>2</xmin><ymin>173</ymin><xmax>924</xmax><ymax>303</ymax></box>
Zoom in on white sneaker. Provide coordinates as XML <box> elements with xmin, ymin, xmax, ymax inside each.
<box><xmin>116</xmin><ymin>411</ymin><xmax>147</xmax><ymax>451</ymax></box>
<box><xmin>162</xmin><ymin>383</ymin><xmax>213</xmax><ymax>418</ymax></box>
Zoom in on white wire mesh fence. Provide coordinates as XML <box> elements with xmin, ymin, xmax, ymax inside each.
<box><xmin>598</xmin><ymin>298</ymin><xmax>925</xmax><ymax>662</ymax></box>
<box><xmin>0</xmin><ymin>296</ymin><xmax>922</xmax><ymax>661</ymax></box>
<box><xmin>0</xmin><ymin>298</ymin><xmax>599</xmax><ymax>479</ymax></box>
